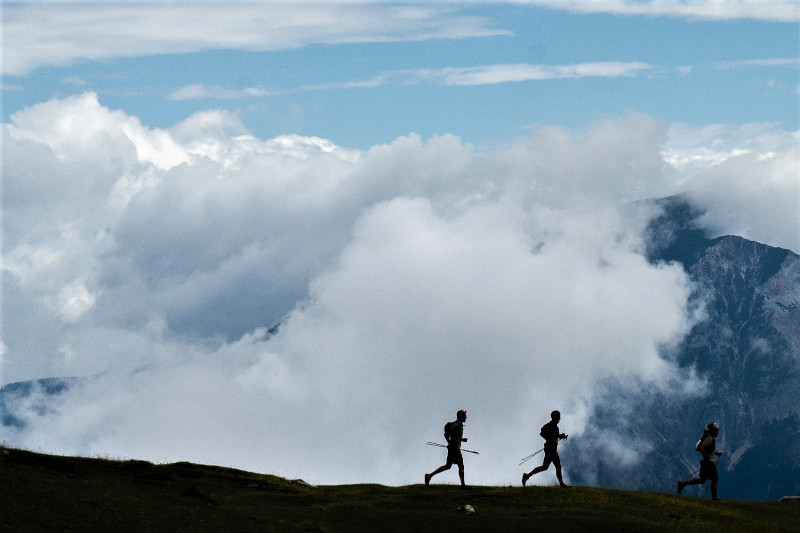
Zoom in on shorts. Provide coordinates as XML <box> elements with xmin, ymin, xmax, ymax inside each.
<box><xmin>541</xmin><ymin>447</ymin><xmax>561</xmax><ymax>470</ymax></box>
<box><xmin>699</xmin><ymin>459</ymin><xmax>718</xmax><ymax>482</ymax></box>
<box><xmin>446</xmin><ymin>446</ymin><xmax>464</xmax><ymax>467</ymax></box>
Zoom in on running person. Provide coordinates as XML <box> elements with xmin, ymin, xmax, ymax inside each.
<box><xmin>678</xmin><ymin>422</ymin><xmax>723</xmax><ymax>501</ymax></box>
<box><xmin>522</xmin><ymin>410</ymin><xmax>568</xmax><ymax>488</ymax></box>
<box><xmin>425</xmin><ymin>410</ymin><xmax>470</xmax><ymax>489</ymax></box>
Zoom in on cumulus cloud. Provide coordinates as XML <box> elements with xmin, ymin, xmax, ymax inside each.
<box><xmin>662</xmin><ymin>122</ymin><xmax>800</xmax><ymax>251</ymax></box>
<box><xmin>2</xmin><ymin>94</ymin><xmax>796</xmax><ymax>485</ymax></box>
<box><xmin>2</xmin><ymin>3</ymin><xmax>509</xmax><ymax>76</ymax></box>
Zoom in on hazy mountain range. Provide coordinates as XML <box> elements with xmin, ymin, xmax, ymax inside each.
<box><xmin>2</xmin><ymin>195</ymin><xmax>797</xmax><ymax>501</ymax></box>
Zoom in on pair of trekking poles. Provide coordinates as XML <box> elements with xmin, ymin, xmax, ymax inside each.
<box><xmin>518</xmin><ymin>448</ymin><xmax>544</xmax><ymax>465</ymax></box>
<box><xmin>425</xmin><ymin>442</ymin><xmax>547</xmax><ymax>465</ymax></box>
<box><xmin>670</xmin><ymin>454</ymin><xmax>723</xmax><ymax>498</ymax></box>
<box><xmin>425</xmin><ymin>442</ymin><xmax>480</xmax><ymax>454</ymax></box>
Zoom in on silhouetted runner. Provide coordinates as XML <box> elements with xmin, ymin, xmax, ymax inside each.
<box><xmin>522</xmin><ymin>410</ymin><xmax>568</xmax><ymax>488</ymax></box>
<box><xmin>678</xmin><ymin>422</ymin><xmax>723</xmax><ymax>501</ymax></box>
<box><xmin>425</xmin><ymin>410</ymin><xmax>470</xmax><ymax>489</ymax></box>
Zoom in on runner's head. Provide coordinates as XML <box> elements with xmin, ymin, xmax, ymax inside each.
<box><xmin>551</xmin><ymin>410</ymin><xmax>561</xmax><ymax>421</ymax></box>
<box><xmin>457</xmin><ymin>409</ymin><xmax>467</xmax><ymax>422</ymax></box>
<box><xmin>706</xmin><ymin>422</ymin><xmax>720</xmax><ymax>436</ymax></box>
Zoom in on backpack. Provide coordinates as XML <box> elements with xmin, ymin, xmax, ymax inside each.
<box><xmin>444</xmin><ymin>421</ymin><xmax>455</xmax><ymax>441</ymax></box>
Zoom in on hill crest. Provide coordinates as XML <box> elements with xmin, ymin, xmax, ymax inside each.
<box><xmin>2</xmin><ymin>445</ymin><xmax>798</xmax><ymax>532</ymax></box>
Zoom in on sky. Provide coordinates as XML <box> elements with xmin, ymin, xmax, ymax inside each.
<box><xmin>1</xmin><ymin>1</ymin><xmax>799</xmax><ymax>487</ymax></box>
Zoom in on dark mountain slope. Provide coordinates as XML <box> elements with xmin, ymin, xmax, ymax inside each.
<box><xmin>570</xmin><ymin>196</ymin><xmax>800</xmax><ymax>501</ymax></box>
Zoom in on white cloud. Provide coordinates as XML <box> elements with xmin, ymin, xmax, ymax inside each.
<box><xmin>2</xmin><ymin>242</ymin><xmax>65</xmax><ymax>290</ymax></box>
<box><xmin>532</xmin><ymin>0</ymin><xmax>800</xmax><ymax>22</ymax></box>
<box><xmin>174</xmin><ymin>61</ymin><xmax>654</xmax><ymax>98</ymax></box>
<box><xmin>487</xmin><ymin>112</ymin><xmax>673</xmax><ymax>205</ymax></box>
<box><xmin>1</xmin><ymin>94</ymin><xmax>795</xmax><ymax>486</ymax></box>
<box><xmin>662</xmin><ymin>123</ymin><xmax>800</xmax><ymax>251</ymax></box>
<box><xmin>57</xmin><ymin>281</ymin><xmax>96</xmax><ymax>323</ymax></box>
<box><xmin>169</xmin><ymin>84</ymin><xmax>270</xmax><ymax>101</ymax></box>
<box><xmin>416</xmin><ymin>62</ymin><xmax>653</xmax><ymax>86</ymax></box>
<box><xmin>3</xmin><ymin>3</ymin><xmax>510</xmax><ymax>76</ymax></box>
<box><xmin>6</xmin><ymin>92</ymin><xmax>189</xmax><ymax>170</ymax></box>
<box><xmin>714</xmin><ymin>58</ymin><xmax>800</xmax><ymax>69</ymax></box>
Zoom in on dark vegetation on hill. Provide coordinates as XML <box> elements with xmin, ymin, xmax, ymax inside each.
<box><xmin>2</xmin><ymin>446</ymin><xmax>797</xmax><ymax>532</ymax></box>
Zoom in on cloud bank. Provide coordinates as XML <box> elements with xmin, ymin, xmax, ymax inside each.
<box><xmin>2</xmin><ymin>93</ymin><xmax>797</xmax><ymax>485</ymax></box>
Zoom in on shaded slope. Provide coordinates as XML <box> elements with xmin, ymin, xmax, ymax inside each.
<box><xmin>1</xmin><ymin>446</ymin><xmax>798</xmax><ymax>532</ymax></box>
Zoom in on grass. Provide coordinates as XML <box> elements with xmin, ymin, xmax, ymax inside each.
<box><xmin>2</xmin><ymin>445</ymin><xmax>797</xmax><ymax>532</ymax></box>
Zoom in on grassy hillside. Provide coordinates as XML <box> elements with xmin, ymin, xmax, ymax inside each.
<box><xmin>2</xmin><ymin>446</ymin><xmax>797</xmax><ymax>532</ymax></box>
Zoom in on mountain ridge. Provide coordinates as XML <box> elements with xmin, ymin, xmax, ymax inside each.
<box><xmin>568</xmin><ymin>195</ymin><xmax>800</xmax><ymax>501</ymax></box>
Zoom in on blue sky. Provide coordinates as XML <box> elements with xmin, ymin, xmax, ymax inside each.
<box><xmin>2</xmin><ymin>2</ymin><xmax>799</xmax><ymax>485</ymax></box>
<box><xmin>3</xmin><ymin>2</ymin><xmax>798</xmax><ymax>148</ymax></box>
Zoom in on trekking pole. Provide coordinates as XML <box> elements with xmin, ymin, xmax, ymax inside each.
<box><xmin>519</xmin><ymin>448</ymin><xmax>544</xmax><ymax>465</ymax></box>
<box><xmin>669</xmin><ymin>466</ymin><xmax>701</xmax><ymax>492</ymax></box>
<box><xmin>425</xmin><ymin>442</ymin><xmax>480</xmax><ymax>454</ymax></box>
